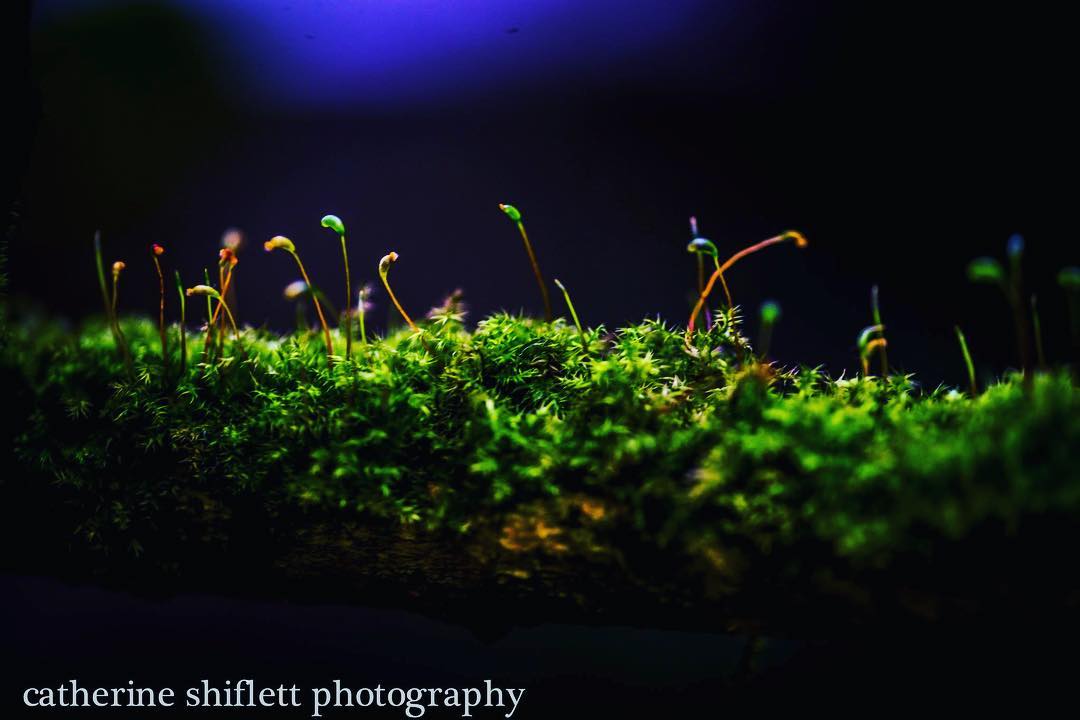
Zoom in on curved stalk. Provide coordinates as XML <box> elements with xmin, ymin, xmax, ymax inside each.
<box><xmin>687</xmin><ymin>231</ymin><xmax>807</xmax><ymax>337</ymax></box>
<box><xmin>871</xmin><ymin>285</ymin><xmax>888</xmax><ymax>376</ymax></box>
<box><xmin>266</xmin><ymin>236</ymin><xmax>334</xmax><ymax>363</ymax></box>
<box><xmin>687</xmin><ymin>235</ymin><xmax>731</xmax><ymax>329</ymax></box>
<box><xmin>211</xmin><ymin>249</ymin><xmax>237</xmax><ymax>355</ymax></box>
<box><xmin>379</xmin><ymin>252</ymin><xmax>418</xmax><ymax>333</ymax></box>
<box><xmin>857</xmin><ymin>324</ymin><xmax>887</xmax><ymax>377</ymax></box>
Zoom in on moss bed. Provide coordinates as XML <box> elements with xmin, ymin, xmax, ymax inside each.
<box><xmin>3</xmin><ymin>309</ymin><xmax>1079</xmax><ymax>635</ymax></box>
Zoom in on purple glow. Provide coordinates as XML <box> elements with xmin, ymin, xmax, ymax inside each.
<box><xmin>35</xmin><ymin>0</ymin><xmax>715</xmax><ymax>108</ymax></box>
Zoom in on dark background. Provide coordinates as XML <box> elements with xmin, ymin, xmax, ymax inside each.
<box><xmin>3</xmin><ymin>1</ymin><xmax>1074</xmax><ymax>382</ymax></box>
<box><xmin>3</xmin><ymin>4</ymin><xmax>1079</xmax><ymax>716</ymax></box>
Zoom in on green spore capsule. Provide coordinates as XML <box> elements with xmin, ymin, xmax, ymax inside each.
<box><xmin>967</xmin><ymin>257</ymin><xmax>1005</xmax><ymax>285</ymax></box>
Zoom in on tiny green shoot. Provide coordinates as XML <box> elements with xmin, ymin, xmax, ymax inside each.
<box><xmin>265</xmin><ymin>235</ymin><xmax>334</xmax><ymax>363</ymax></box>
<box><xmin>554</xmin><ymin>278</ymin><xmax>588</xmax><ymax>351</ymax></box>
<box><xmin>321</xmin><ymin>213</ymin><xmax>353</xmax><ymax>360</ymax></box>
<box><xmin>954</xmin><ymin>325</ymin><xmax>977</xmax><ymax>396</ymax></box>
<box><xmin>499</xmin><ymin>203</ymin><xmax>553</xmax><ymax>321</ymax></box>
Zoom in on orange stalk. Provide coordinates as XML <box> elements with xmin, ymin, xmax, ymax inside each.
<box><xmin>687</xmin><ymin>231</ymin><xmax>807</xmax><ymax>335</ymax></box>
<box><xmin>379</xmin><ymin>252</ymin><xmax>418</xmax><ymax>333</ymax></box>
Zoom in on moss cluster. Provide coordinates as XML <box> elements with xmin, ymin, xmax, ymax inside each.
<box><xmin>4</xmin><ymin>304</ymin><xmax>1078</xmax><ymax>603</ymax></box>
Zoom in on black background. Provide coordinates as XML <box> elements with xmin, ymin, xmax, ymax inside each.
<box><xmin>4</xmin><ymin>1</ymin><xmax>1075</xmax><ymax>384</ymax></box>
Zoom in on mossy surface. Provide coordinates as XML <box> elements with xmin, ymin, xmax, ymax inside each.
<box><xmin>3</xmin><ymin>310</ymin><xmax>1079</xmax><ymax>627</ymax></box>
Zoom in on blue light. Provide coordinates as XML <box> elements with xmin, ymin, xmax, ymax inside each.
<box><xmin>36</xmin><ymin>0</ymin><xmax>713</xmax><ymax>108</ymax></box>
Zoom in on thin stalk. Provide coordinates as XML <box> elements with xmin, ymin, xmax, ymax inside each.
<box><xmin>1009</xmin><ymin>286</ymin><xmax>1031</xmax><ymax>378</ymax></box>
<box><xmin>266</xmin><ymin>236</ymin><xmax>333</xmax><ymax>363</ymax></box>
<box><xmin>217</xmin><ymin>296</ymin><xmax>240</xmax><ymax>339</ymax></box>
<box><xmin>871</xmin><ymin>285</ymin><xmax>888</xmax><ymax>376</ymax></box>
<box><xmin>151</xmin><ymin>245</ymin><xmax>168</xmax><ymax>368</ymax></box>
<box><xmin>211</xmin><ymin>250</ymin><xmax>237</xmax><ymax>355</ymax></box>
<box><xmin>218</xmin><ymin>263</ymin><xmax>236</xmax><ymax>356</ymax></box>
<box><xmin>696</xmin><ymin>253</ymin><xmax>711</xmax><ymax>330</ymax></box>
<box><xmin>202</xmin><ymin>268</ymin><xmax>214</xmax><ymax>352</ymax></box>
<box><xmin>517</xmin><ymin>221</ymin><xmax>552</xmax><ymax>321</ymax></box>
<box><xmin>954</xmin><ymin>325</ymin><xmax>977</xmax><ymax>396</ymax></box>
<box><xmin>500</xmin><ymin>204</ymin><xmax>552</xmax><ymax>321</ymax></box>
<box><xmin>320</xmin><ymin>215</ymin><xmax>352</xmax><ymax>359</ymax></box>
<box><xmin>554</xmin><ymin>278</ymin><xmax>588</xmax><ymax>351</ymax></box>
<box><xmin>93</xmin><ymin>232</ymin><xmax>111</xmax><ymax>322</ymax></box>
<box><xmin>687</xmin><ymin>235</ymin><xmax>731</xmax><ymax>330</ymax></box>
<box><xmin>291</xmin><ymin>252</ymin><xmax>333</xmax><ymax>360</ymax></box>
<box><xmin>1031</xmin><ymin>295</ymin><xmax>1046</xmax><ymax>369</ymax></box>
<box><xmin>687</xmin><ymin>220</ymin><xmax>723</xmax><ymax>328</ymax></box>
<box><xmin>296</xmin><ymin>302</ymin><xmax>308</xmax><ymax>333</ymax></box>
<box><xmin>861</xmin><ymin>339</ymin><xmax>887</xmax><ymax>377</ymax></box>
<box><xmin>111</xmin><ymin>268</ymin><xmax>120</xmax><ymax>318</ymax></box>
<box><xmin>687</xmin><ymin>231</ymin><xmax>807</xmax><ymax>336</ymax></box>
<box><xmin>857</xmin><ymin>324</ymin><xmax>886</xmax><ymax>377</ymax></box>
<box><xmin>174</xmin><ymin>270</ymin><xmax>187</xmax><ymax>374</ymax></box>
<box><xmin>215</xmin><ymin>264</ymin><xmax>226</xmax><ymax>353</ymax></box>
<box><xmin>379</xmin><ymin>252</ymin><xmax>418</xmax><ymax>332</ymax></box>
<box><xmin>713</xmin><ymin>256</ymin><xmax>733</xmax><ymax>312</ymax></box>
<box><xmin>1007</xmin><ymin>235</ymin><xmax>1033</xmax><ymax>381</ymax></box>
<box><xmin>201</xmin><ymin>267</ymin><xmax>216</xmax><ymax>358</ymax></box>
<box><xmin>94</xmin><ymin>234</ymin><xmax>131</xmax><ymax>372</ymax></box>
<box><xmin>218</xmin><ymin>262</ymin><xmax>226</xmax><ymax>338</ymax></box>
<box><xmin>341</xmin><ymin>238</ymin><xmax>352</xmax><ymax>358</ymax></box>
<box><xmin>110</xmin><ymin>261</ymin><xmax>134</xmax><ymax>374</ymax></box>
<box><xmin>357</xmin><ymin>288</ymin><xmax>369</xmax><ymax>345</ymax></box>
<box><xmin>186</xmin><ymin>285</ymin><xmax>239</xmax><ymax>342</ymax></box>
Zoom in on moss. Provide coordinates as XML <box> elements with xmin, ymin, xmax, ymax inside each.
<box><xmin>2</xmin><ymin>309</ymin><xmax>1079</xmax><ymax>622</ymax></box>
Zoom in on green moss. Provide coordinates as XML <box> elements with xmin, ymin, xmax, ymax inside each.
<box><xmin>3</xmin><ymin>309</ymin><xmax>1078</xmax><ymax>591</ymax></box>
